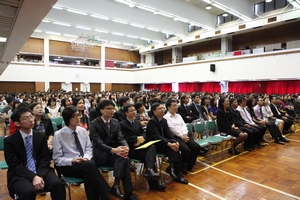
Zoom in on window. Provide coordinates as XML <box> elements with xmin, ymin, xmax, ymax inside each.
<box><xmin>254</xmin><ymin>0</ymin><xmax>288</xmax><ymax>15</ymax></box>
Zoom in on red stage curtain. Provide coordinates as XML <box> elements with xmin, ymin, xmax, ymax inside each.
<box><xmin>228</xmin><ymin>81</ymin><xmax>266</xmax><ymax>94</ymax></box>
<box><xmin>144</xmin><ymin>83</ymin><xmax>172</xmax><ymax>92</ymax></box>
<box><xmin>179</xmin><ymin>82</ymin><xmax>220</xmax><ymax>93</ymax></box>
<box><xmin>265</xmin><ymin>80</ymin><xmax>300</xmax><ymax>94</ymax></box>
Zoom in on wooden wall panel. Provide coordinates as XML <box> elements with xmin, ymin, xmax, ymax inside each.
<box><xmin>0</xmin><ymin>82</ymin><xmax>35</xmax><ymax>93</ymax></box>
<box><xmin>105</xmin><ymin>83</ymin><xmax>112</xmax><ymax>91</ymax></box>
<box><xmin>90</xmin><ymin>83</ymin><xmax>102</xmax><ymax>93</ymax></box>
<box><xmin>106</xmin><ymin>48</ymin><xmax>140</xmax><ymax>62</ymax></box>
<box><xmin>35</xmin><ymin>82</ymin><xmax>45</xmax><ymax>92</ymax></box>
<box><xmin>72</xmin><ymin>83</ymin><xmax>81</xmax><ymax>92</ymax></box>
<box><xmin>182</xmin><ymin>39</ymin><xmax>221</xmax><ymax>57</ymax></box>
<box><xmin>19</xmin><ymin>38</ymin><xmax>44</xmax><ymax>54</ymax></box>
<box><xmin>49</xmin><ymin>40</ymin><xmax>101</xmax><ymax>58</ymax></box>
<box><xmin>49</xmin><ymin>82</ymin><xmax>62</xmax><ymax>92</ymax></box>
<box><xmin>111</xmin><ymin>84</ymin><xmax>140</xmax><ymax>92</ymax></box>
<box><xmin>232</xmin><ymin>21</ymin><xmax>300</xmax><ymax>50</ymax></box>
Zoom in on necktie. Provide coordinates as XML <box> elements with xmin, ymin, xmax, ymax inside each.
<box><xmin>73</xmin><ymin>132</ymin><xmax>84</xmax><ymax>157</ymax></box>
<box><xmin>259</xmin><ymin>107</ymin><xmax>263</xmax><ymax>119</ymax></box>
<box><xmin>131</xmin><ymin>121</ymin><xmax>136</xmax><ymax>130</ymax></box>
<box><xmin>243</xmin><ymin>108</ymin><xmax>252</xmax><ymax>122</ymax></box>
<box><xmin>25</xmin><ymin>135</ymin><xmax>36</xmax><ymax>173</ymax></box>
<box><xmin>106</xmin><ymin>122</ymin><xmax>110</xmax><ymax>133</ymax></box>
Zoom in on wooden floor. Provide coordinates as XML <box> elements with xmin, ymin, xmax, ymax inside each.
<box><xmin>1</xmin><ymin>123</ymin><xmax>300</xmax><ymax>200</ymax></box>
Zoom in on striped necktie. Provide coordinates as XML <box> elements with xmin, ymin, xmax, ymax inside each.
<box><xmin>25</xmin><ymin>135</ymin><xmax>36</xmax><ymax>173</ymax></box>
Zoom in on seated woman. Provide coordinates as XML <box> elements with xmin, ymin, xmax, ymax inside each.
<box><xmin>88</xmin><ymin>98</ymin><xmax>97</xmax><ymax>113</ymax></box>
<box><xmin>217</xmin><ymin>97</ymin><xmax>248</xmax><ymax>155</ymax></box>
<box><xmin>45</xmin><ymin>97</ymin><xmax>61</xmax><ymax>118</ymax></box>
<box><xmin>208</xmin><ymin>97</ymin><xmax>218</xmax><ymax>120</ymax></box>
<box><xmin>201</xmin><ymin>96</ymin><xmax>212</xmax><ymax>121</ymax></box>
<box><xmin>29</xmin><ymin>102</ymin><xmax>54</xmax><ymax>151</ymax></box>
<box><xmin>261</xmin><ymin>97</ymin><xmax>284</xmax><ymax>135</ymax></box>
<box><xmin>60</xmin><ymin>98</ymin><xmax>71</xmax><ymax>114</ymax></box>
<box><xmin>72</xmin><ymin>97</ymin><xmax>89</xmax><ymax>130</ymax></box>
<box><xmin>135</xmin><ymin>102</ymin><xmax>150</xmax><ymax>128</ymax></box>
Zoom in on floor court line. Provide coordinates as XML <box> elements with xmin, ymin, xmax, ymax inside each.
<box><xmin>188</xmin><ymin>182</ymin><xmax>227</xmax><ymax>200</ymax></box>
<box><xmin>198</xmin><ymin>161</ymin><xmax>300</xmax><ymax>200</ymax></box>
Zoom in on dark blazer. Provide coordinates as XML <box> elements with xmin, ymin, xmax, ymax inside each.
<box><xmin>33</xmin><ymin>118</ymin><xmax>54</xmax><ymax>138</ymax></box>
<box><xmin>229</xmin><ymin>107</ymin><xmax>247</xmax><ymax>127</ymax></box>
<box><xmin>4</xmin><ymin>130</ymin><xmax>51</xmax><ymax>196</ymax></box>
<box><xmin>216</xmin><ymin>109</ymin><xmax>234</xmax><ymax>132</ymax></box>
<box><xmin>89</xmin><ymin>117</ymin><xmax>128</xmax><ymax>165</ymax></box>
<box><xmin>146</xmin><ymin>116</ymin><xmax>176</xmax><ymax>146</ymax></box>
<box><xmin>294</xmin><ymin>101</ymin><xmax>300</xmax><ymax>114</ymax></box>
<box><xmin>270</xmin><ymin>104</ymin><xmax>283</xmax><ymax>119</ymax></box>
<box><xmin>89</xmin><ymin>109</ymin><xmax>101</xmax><ymax>122</ymax></box>
<box><xmin>189</xmin><ymin>103</ymin><xmax>203</xmax><ymax>121</ymax></box>
<box><xmin>113</xmin><ymin>108</ymin><xmax>126</xmax><ymax>122</ymax></box>
<box><xmin>177</xmin><ymin>104</ymin><xmax>192</xmax><ymax>123</ymax></box>
<box><xmin>120</xmin><ymin>119</ymin><xmax>145</xmax><ymax>157</ymax></box>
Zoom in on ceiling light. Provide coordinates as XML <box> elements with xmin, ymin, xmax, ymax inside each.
<box><xmin>112</xmin><ymin>19</ymin><xmax>128</xmax><ymax>24</ymax></box>
<box><xmin>34</xmin><ymin>30</ymin><xmax>42</xmax><ymax>33</ymax></box>
<box><xmin>91</xmin><ymin>14</ymin><xmax>109</xmax><ymax>20</ymax></box>
<box><xmin>53</xmin><ymin>21</ymin><xmax>71</xmax><ymax>27</ymax></box>
<box><xmin>206</xmin><ymin>5</ymin><xmax>212</xmax><ymax>10</ymax></box>
<box><xmin>45</xmin><ymin>31</ymin><xmax>61</xmax><ymax>35</ymax></box>
<box><xmin>123</xmin><ymin>43</ymin><xmax>133</xmax><ymax>46</ymax></box>
<box><xmin>115</xmin><ymin>0</ymin><xmax>135</xmax><ymax>7</ymax></box>
<box><xmin>95</xmin><ymin>29</ymin><xmax>109</xmax><ymax>33</ymax></box>
<box><xmin>130</xmin><ymin>23</ymin><xmax>145</xmax><ymax>28</ymax></box>
<box><xmin>203</xmin><ymin>0</ymin><xmax>212</xmax><ymax>3</ymax></box>
<box><xmin>63</xmin><ymin>34</ymin><xmax>78</xmax><ymax>38</ymax></box>
<box><xmin>42</xmin><ymin>19</ymin><xmax>50</xmax><ymax>23</ymax></box>
<box><xmin>111</xmin><ymin>32</ymin><xmax>125</xmax><ymax>36</ymax></box>
<box><xmin>126</xmin><ymin>35</ymin><xmax>139</xmax><ymax>39</ymax></box>
<box><xmin>0</xmin><ymin>37</ymin><xmax>7</xmax><ymax>42</ymax></box>
<box><xmin>265</xmin><ymin>0</ymin><xmax>272</xmax><ymax>2</ymax></box>
<box><xmin>222</xmin><ymin>13</ymin><xmax>228</xmax><ymax>17</ymax></box>
<box><xmin>136</xmin><ymin>5</ymin><xmax>155</xmax><ymax>12</ymax></box>
<box><xmin>147</xmin><ymin>27</ymin><xmax>160</xmax><ymax>32</ymax></box>
<box><xmin>67</xmin><ymin>9</ymin><xmax>88</xmax><ymax>15</ymax></box>
<box><xmin>75</xmin><ymin>25</ymin><xmax>92</xmax><ymax>30</ymax></box>
<box><xmin>110</xmin><ymin>41</ymin><xmax>121</xmax><ymax>44</ymax></box>
<box><xmin>140</xmin><ymin>37</ymin><xmax>151</xmax><ymax>41</ymax></box>
<box><xmin>53</xmin><ymin>5</ymin><xmax>63</xmax><ymax>10</ymax></box>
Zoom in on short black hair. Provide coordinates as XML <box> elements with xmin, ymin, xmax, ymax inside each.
<box><xmin>62</xmin><ymin>106</ymin><xmax>78</xmax><ymax>127</ymax></box>
<box><xmin>118</xmin><ymin>96</ymin><xmax>130</xmax><ymax>107</ymax></box>
<box><xmin>191</xmin><ymin>93</ymin><xmax>199</xmax><ymax>100</ymax></box>
<box><xmin>229</xmin><ymin>98</ymin><xmax>237</xmax><ymax>105</ymax></box>
<box><xmin>123</xmin><ymin>104</ymin><xmax>134</xmax><ymax>113</ymax></box>
<box><xmin>11</xmin><ymin>107</ymin><xmax>32</xmax><ymax>123</ymax></box>
<box><xmin>98</xmin><ymin>100</ymin><xmax>115</xmax><ymax>110</ymax></box>
<box><xmin>134</xmin><ymin>102</ymin><xmax>143</xmax><ymax>110</ymax></box>
<box><xmin>6</xmin><ymin>96</ymin><xmax>14</xmax><ymax>104</ymax></box>
<box><xmin>237</xmin><ymin>97</ymin><xmax>245</xmax><ymax>105</ymax></box>
<box><xmin>151</xmin><ymin>102</ymin><xmax>161</xmax><ymax>112</ymax></box>
<box><xmin>166</xmin><ymin>98</ymin><xmax>176</xmax><ymax>110</ymax></box>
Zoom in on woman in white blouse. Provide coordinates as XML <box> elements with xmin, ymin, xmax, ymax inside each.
<box><xmin>262</xmin><ymin>97</ymin><xmax>284</xmax><ymax>134</ymax></box>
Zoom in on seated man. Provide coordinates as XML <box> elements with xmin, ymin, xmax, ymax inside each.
<box><xmin>4</xmin><ymin>107</ymin><xmax>65</xmax><ymax>200</ymax></box>
<box><xmin>120</xmin><ymin>104</ymin><xmax>165</xmax><ymax>191</ymax></box>
<box><xmin>189</xmin><ymin>93</ymin><xmax>205</xmax><ymax>122</ymax></box>
<box><xmin>177</xmin><ymin>94</ymin><xmax>192</xmax><ymax>123</ymax></box>
<box><xmin>52</xmin><ymin>106</ymin><xmax>110</xmax><ymax>200</ymax></box>
<box><xmin>146</xmin><ymin>102</ymin><xmax>188</xmax><ymax>184</ymax></box>
<box><xmin>90</xmin><ymin>100</ymin><xmax>138</xmax><ymax>200</ymax></box>
<box><xmin>113</xmin><ymin>96</ymin><xmax>130</xmax><ymax>122</ymax></box>
<box><xmin>164</xmin><ymin>99</ymin><xmax>201</xmax><ymax>172</ymax></box>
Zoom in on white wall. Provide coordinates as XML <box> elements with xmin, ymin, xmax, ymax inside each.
<box><xmin>1</xmin><ymin>49</ymin><xmax>299</xmax><ymax>84</ymax></box>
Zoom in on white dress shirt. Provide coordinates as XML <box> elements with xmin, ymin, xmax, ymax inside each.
<box><xmin>237</xmin><ymin>105</ymin><xmax>255</xmax><ymax>125</ymax></box>
<box><xmin>163</xmin><ymin>111</ymin><xmax>187</xmax><ymax>137</ymax></box>
<box><xmin>53</xmin><ymin>126</ymin><xmax>93</xmax><ymax>166</ymax></box>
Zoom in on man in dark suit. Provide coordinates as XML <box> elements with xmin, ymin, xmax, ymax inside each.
<box><xmin>146</xmin><ymin>102</ymin><xmax>189</xmax><ymax>184</ymax></box>
<box><xmin>189</xmin><ymin>93</ymin><xmax>204</xmax><ymax>122</ymax></box>
<box><xmin>120</xmin><ymin>104</ymin><xmax>165</xmax><ymax>191</ymax></box>
<box><xmin>4</xmin><ymin>107</ymin><xmax>65</xmax><ymax>200</ymax></box>
<box><xmin>113</xmin><ymin>96</ymin><xmax>130</xmax><ymax>122</ymax></box>
<box><xmin>177</xmin><ymin>94</ymin><xmax>192</xmax><ymax>123</ymax></box>
<box><xmin>270</xmin><ymin>95</ymin><xmax>293</xmax><ymax>132</ymax></box>
<box><xmin>90</xmin><ymin>100</ymin><xmax>138</xmax><ymax>200</ymax></box>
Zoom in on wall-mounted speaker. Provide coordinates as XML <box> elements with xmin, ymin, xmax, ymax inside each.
<box><xmin>210</xmin><ymin>64</ymin><xmax>215</xmax><ymax>72</ymax></box>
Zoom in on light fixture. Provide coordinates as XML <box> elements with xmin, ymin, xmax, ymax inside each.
<box><xmin>67</xmin><ymin>9</ymin><xmax>88</xmax><ymax>15</ymax></box>
<box><xmin>147</xmin><ymin>27</ymin><xmax>160</xmax><ymax>32</ymax></box>
<box><xmin>206</xmin><ymin>5</ymin><xmax>212</xmax><ymax>10</ymax></box>
<box><xmin>45</xmin><ymin>31</ymin><xmax>61</xmax><ymax>35</ymax></box>
<box><xmin>90</xmin><ymin>14</ymin><xmax>109</xmax><ymax>20</ymax></box>
<box><xmin>222</xmin><ymin>13</ymin><xmax>228</xmax><ymax>17</ymax></box>
<box><xmin>111</xmin><ymin>19</ymin><xmax>128</xmax><ymax>24</ymax></box>
<box><xmin>34</xmin><ymin>30</ymin><xmax>42</xmax><ymax>33</ymax></box>
<box><xmin>75</xmin><ymin>25</ymin><xmax>92</xmax><ymax>30</ymax></box>
<box><xmin>53</xmin><ymin>21</ymin><xmax>71</xmax><ymax>27</ymax></box>
<box><xmin>53</xmin><ymin>5</ymin><xmax>63</xmax><ymax>10</ymax></box>
<box><xmin>265</xmin><ymin>0</ymin><xmax>272</xmax><ymax>2</ymax></box>
<box><xmin>0</xmin><ymin>37</ymin><xmax>7</xmax><ymax>42</ymax></box>
<box><xmin>111</xmin><ymin>32</ymin><xmax>125</xmax><ymax>36</ymax></box>
<box><xmin>130</xmin><ymin>23</ymin><xmax>145</xmax><ymax>28</ymax></box>
<box><xmin>126</xmin><ymin>35</ymin><xmax>139</xmax><ymax>39</ymax></box>
<box><xmin>63</xmin><ymin>34</ymin><xmax>78</xmax><ymax>38</ymax></box>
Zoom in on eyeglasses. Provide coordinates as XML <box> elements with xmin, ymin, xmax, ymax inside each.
<box><xmin>20</xmin><ymin>115</ymin><xmax>35</xmax><ymax>122</ymax></box>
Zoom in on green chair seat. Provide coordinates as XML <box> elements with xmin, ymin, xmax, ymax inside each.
<box><xmin>214</xmin><ymin>134</ymin><xmax>233</xmax><ymax>141</ymax></box>
<box><xmin>0</xmin><ymin>161</ymin><xmax>8</xmax><ymax>169</ymax></box>
<box><xmin>98</xmin><ymin>166</ymin><xmax>114</xmax><ymax>172</ymax></box>
<box><xmin>201</xmin><ymin>136</ymin><xmax>222</xmax><ymax>144</ymax></box>
<box><xmin>195</xmin><ymin>140</ymin><xmax>209</xmax><ymax>147</ymax></box>
<box><xmin>63</xmin><ymin>176</ymin><xmax>84</xmax><ymax>184</ymax></box>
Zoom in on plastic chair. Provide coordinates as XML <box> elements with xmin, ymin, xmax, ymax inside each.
<box><xmin>156</xmin><ymin>153</ymin><xmax>167</xmax><ymax>183</ymax></box>
<box><xmin>130</xmin><ymin>159</ymin><xmax>145</xmax><ymax>189</ymax></box>
<box><xmin>52</xmin><ymin>121</ymin><xmax>57</xmax><ymax>132</ymax></box>
<box><xmin>51</xmin><ymin>117</ymin><xmax>63</xmax><ymax>129</ymax></box>
<box><xmin>0</xmin><ymin>136</ymin><xmax>8</xmax><ymax>169</ymax></box>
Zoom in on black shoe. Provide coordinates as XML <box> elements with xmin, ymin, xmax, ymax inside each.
<box><xmin>228</xmin><ymin>148</ymin><xmax>240</xmax><ymax>155</ymax></box>
<box><xmin>110</xmin><ymin>186</ymin><xmax>124</xmax><ymax>198</ymax></box>
<box><xmin>165</xmin><ymin>165</ymin><xmax>178</xmax><ymax>179</ymax></box>
<box><xmin>254</xmin><ymin>144</ymin><xmax>262</xmax><ymax>148</ymax></box>
<box><xmin>124</xmin><ymin>193</ymin><xmax>138</xmax><ymax>200</ymax></box>
<box><xmin>143</xmin><ymin>168</ymin><xmax>160</xmax><ymax>180</ymax></box>
<box><xmin>173</xmin><ymin>174</ymin><xmax>189</xmax><ymax>184</ymax></box>
<box><xmin>149</xmin><ymin>182</ymin><xmax>166</xmax><ymax>191</ymax></box>
<box><xmin>280</xmin><ymin>138</ymin><xmax>290</xmax><ymax>143</ymax></box>
<box><xmin>274</xmin><ymin>139</ymin><xmax>285</xmax><ymax>145</ymax></box>
<box><xmin>258</xmin><ymin>143</ymin><xmax>266</xmax><ymax>147</ymax></box>
<box><xmin>244</xmin><ymin>146</ymin><xmax>253</xmax><ymax>151</ymax></box>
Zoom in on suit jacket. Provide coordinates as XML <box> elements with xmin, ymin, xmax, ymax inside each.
<box><xmin>4</xmin><ymin>130</ymin><xmax>51</xmax><ymax>196</ymax></box>
<box><xmin>189</xmin><ymin>103</ymin><xmax>203</xmax><ymax>121</ymax></box>
<box><xmin>120</xmin><ymin>119</ymin><xmax>145</xmax><ymax>157</ymax></box>
<box><xmin>229</xmin><ymin>107</ymin><xmax>247</xmax><ymax>127</ymax></box>
<box><xmin>177</xmin><ymin>104</ymin><xmax>192</xmax><ymax>123</ymax></box>
<box><xmin>89</xmin><ymin>117</ymin><xmax>128</xmax><ymax>165</ymax></box>
<box><xmin>270</xmin><ymin>104</ymin><xmax>283</xmax><ymax>119</ymax></box>
<box><xmin>146</xmin><ymin>116</ymin><xmax>176</xmax><ymax>146</ymax></box>
<box><xmin>216</xmin><ymin>109</ymin><xmax>234</xmax><ymax>132</ymax></box>
<box><xmin>113</xmin><ymin>108</ymin><xmax>126</xmax><ymax>122</ymax></box>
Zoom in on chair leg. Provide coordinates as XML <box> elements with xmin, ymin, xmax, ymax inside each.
<box><xmin>68</xmin><ymin>185</ymin><xmax>71</xmax><ymax>200</ymax></box>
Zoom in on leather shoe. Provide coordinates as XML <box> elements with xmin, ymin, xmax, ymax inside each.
<box><xmin>124</xmin><ymin>193</ymin><xmax>138</xmax><ymax>200</ymax></box>
<box><xmin>228</xmin><ymin>148</ymin><xmax>240</xmax><ymax>155</ymax></box>
<box><xmin>110</xmin><ymin>185</ymin><xmax>124</xmax><ymax>198</ymax></box>
<box><xmin>280</xmin><ymin>138</ymin><xmax>290</xmax><ymax>143</ymax></box>
<box><xmin>149</xmin><ymin>182</ymin><xmax>166</xmax><ymax>191</ymax></box>
<box><xmin>165</xmin><ymin>165</ymin><xmax>178</xmax><ymax>179</ymax></box>
<box><xmin>143</xmin><ymin>168</ymin><xmax>160</xmax><ymax>180</ymax></box>
<box><xmin>173</xmin><ymin>174</ymin><xmax>189</xmax><ymax>184</ymax></box>
<box><xmin>274</xmin><ymin>139</ymin><xmax>285</xmax><ymax>145</ymax></box>
<box><xmin>244</xmin><ymin>146</ymin><xmax>253</xmax><ymax>151</ymax></box>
